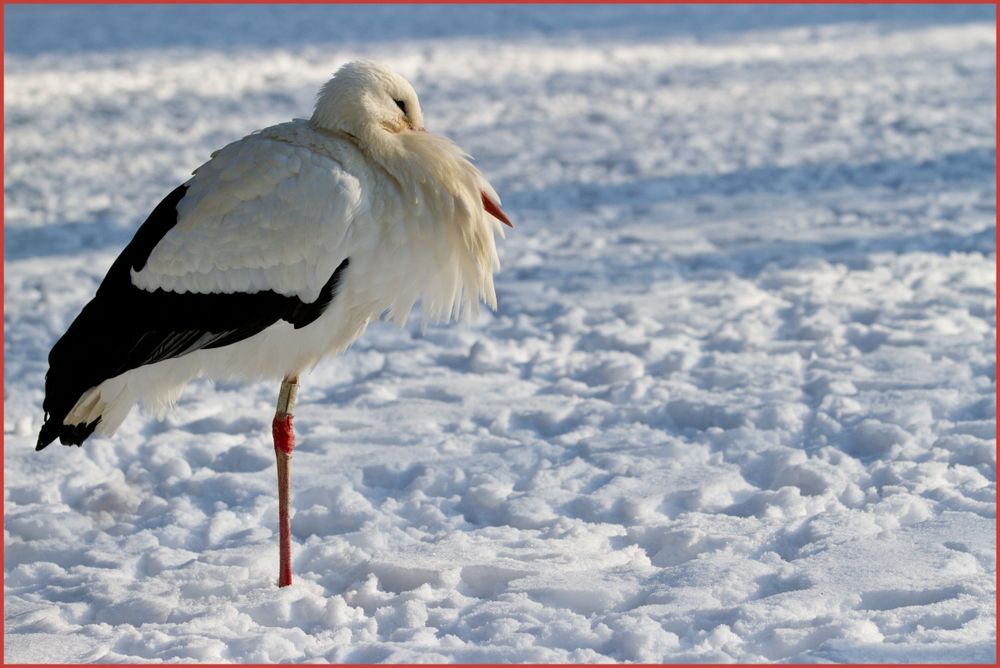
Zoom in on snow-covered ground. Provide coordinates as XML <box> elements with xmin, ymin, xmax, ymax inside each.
<box><xmin>4</xmin><ymin>4</ymin><xmax>996</xmax><ymax>663</ymax></box>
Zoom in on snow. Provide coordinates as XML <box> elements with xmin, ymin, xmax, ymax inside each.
<box><xmin>4</xmin><ymin>4</ymin><xmax>996</xmax><ymax>663</ymax></box>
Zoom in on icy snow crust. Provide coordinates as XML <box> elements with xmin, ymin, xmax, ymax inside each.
<box><xmin>4</xmin><ymin>4</ymin><xmax>996</xmax><ymax>663</ymax></box>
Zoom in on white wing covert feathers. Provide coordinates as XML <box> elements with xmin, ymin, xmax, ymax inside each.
<box><xmin>131</xmin><ymin>122</ymin><xmax>365</xmax><ymax>303</ymax></box>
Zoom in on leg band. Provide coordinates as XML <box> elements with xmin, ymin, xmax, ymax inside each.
<box><xmin>272</xmin><ymin>415</ymin><xmax>295</xmax><ymax>455</ymax></box>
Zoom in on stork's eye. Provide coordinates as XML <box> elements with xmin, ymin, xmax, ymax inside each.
<box><xmin>394</xmin><ymin>99</ymin><xmax>407</xmax><ymax>114</ymax></box>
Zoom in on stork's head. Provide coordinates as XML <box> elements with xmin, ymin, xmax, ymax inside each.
<box><xmin>311</xmin><ymin>62</ymin><xmax>512</xmax><ymax>315</ymax></box>
<box><xmin>310</xmin><ymin>60</ymin><xmax>513</xmax><ymax>233</ymax></box>
<box><xmin>311</xmin><ymin>60</ymin><xmax>424</xmax><ymax>140</ymax></box>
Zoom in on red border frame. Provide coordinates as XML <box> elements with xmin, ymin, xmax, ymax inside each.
<box><xmin>1</xmin><ymin>2</ymin><xmax>996</xmax><ymax>666</ymax></box>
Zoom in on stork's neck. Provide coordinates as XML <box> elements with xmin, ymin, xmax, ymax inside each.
<box><xmin>304</xmin><ymin>118</ymin><xmax>502</xmax><ymax>326</ymax></box>
<box><xmin>307</xmin><ymin>121</ymin><xmax>365</xmax><ymax>154</ymax></box>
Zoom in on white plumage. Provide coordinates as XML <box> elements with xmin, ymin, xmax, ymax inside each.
<box><xmin>48</xmin><ymin>60</ymin><xmax>509</xmax><ymax>440</ymax></box>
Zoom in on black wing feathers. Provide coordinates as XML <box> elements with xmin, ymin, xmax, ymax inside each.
<box><xmin>37</xmin><ymin>184</ymin><xmax>349</xmax><ymax>451</ymax></box>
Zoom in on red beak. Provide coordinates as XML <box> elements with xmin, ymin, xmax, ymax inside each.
<box><xmin>481</xmin><ymin>191</ymin><xmax>513</xmax><ymax>228</ymax></box>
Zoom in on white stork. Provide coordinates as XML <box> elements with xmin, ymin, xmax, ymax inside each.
<box><xmin>36</xmin><ymin>60</ymin><xmax>511</xmax><ymax>587</ymax></box>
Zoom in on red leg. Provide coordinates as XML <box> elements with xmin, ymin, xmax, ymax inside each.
<box><xmin>273</xmin><ymin>377</ymin><xmax>298</xmax><ymax>587</ymax></box>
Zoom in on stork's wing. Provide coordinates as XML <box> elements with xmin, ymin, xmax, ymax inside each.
<box><xmin>131</xmin><ymin>133</ymin><xmax>364</xmax><ymax>301</ymax></box>
<box><xmin>38</xmin><ymin>135</ymin><xmax>363</xmax><ymax>449</ymax></box>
